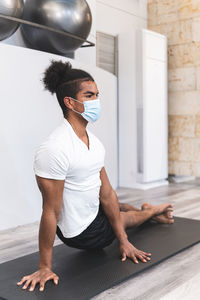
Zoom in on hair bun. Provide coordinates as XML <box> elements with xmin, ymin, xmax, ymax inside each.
<box><xmin>42</xmin><ymin>60</ymin><xmax>72</xmax><ymax>94</ymax></box>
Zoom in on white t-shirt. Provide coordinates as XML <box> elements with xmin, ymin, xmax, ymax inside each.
<box><xmin>33</xmin><ymin>118</ymin><xmax>105</xmax><ymax>238</ymax></box>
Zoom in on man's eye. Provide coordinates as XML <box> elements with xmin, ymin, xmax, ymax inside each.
<box><xmin>86</xmin><ymin>94</ymin><xmax>99</xmax><ymax>98</ymax></box>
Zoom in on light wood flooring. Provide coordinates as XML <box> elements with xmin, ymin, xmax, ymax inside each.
<box><xmin>1</xmin><ymin>179</ymin><xmax>200</xmax><ymax>299</ymax></box>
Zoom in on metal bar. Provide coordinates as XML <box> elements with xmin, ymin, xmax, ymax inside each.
<box><xmin>0</xmin><ymin>13</ymin><xmax>95</xmax><ymax>47</ymax></box>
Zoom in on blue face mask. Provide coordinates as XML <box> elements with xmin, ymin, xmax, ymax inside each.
<box><xmin>70</xmin><ymin>97</ymin><xmax>101</xmax><ymax>123</ymax></box>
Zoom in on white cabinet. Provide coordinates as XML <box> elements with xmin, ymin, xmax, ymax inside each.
<box><xmin>118</xmin><ymin>29</ymin><xmax>168</xmax><ymax>188</ymax></box>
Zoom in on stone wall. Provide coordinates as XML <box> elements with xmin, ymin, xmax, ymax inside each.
<box><xmin>147</xmin><ymin>0</ymin><xmax>200</xmax><ymax>176</ymax></box>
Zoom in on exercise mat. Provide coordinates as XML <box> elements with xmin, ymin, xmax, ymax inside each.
<box><xmin>1</xmin><ymin>216</ymin><xmax>200</xmax><ymax>300</ymax></box>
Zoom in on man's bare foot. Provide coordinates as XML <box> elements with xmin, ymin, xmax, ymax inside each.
<box><xmin>142</xmin><ymin>203</ymin><xmax>174</xmax><ymax>224</ymax></box>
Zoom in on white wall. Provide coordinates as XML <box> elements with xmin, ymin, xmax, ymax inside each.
<box><xmin>96</xmin><ymin>0</ymin><xmax>147</xmax><ymax>35</ymax></box>
<box><xmin>118</xmin><ymin>31</ymin><xmax>138</xmax><ymax>187</ymax></box>
<box><xmin>0</xmin><ymin>43</ymin><xmax>117</xmax><ymax>230</ymax></box>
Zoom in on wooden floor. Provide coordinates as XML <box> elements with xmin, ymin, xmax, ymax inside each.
<box><xmin>1</xmin><ymin>179</ymin><xmax>200</xmax><ymax>299</ymax></box>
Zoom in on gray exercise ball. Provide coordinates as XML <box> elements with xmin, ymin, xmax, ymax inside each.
<box><xmin>0</xmin><ymin>0</ymin><xmax>24</xmax><ymax>41</ymax></box>
<box><xmin>21</xmin><ymin>0</ymin><xmax>92</xmax><ymax>56</ymax></box>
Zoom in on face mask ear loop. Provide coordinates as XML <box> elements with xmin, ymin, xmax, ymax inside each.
<box><xmin>70</xmin><ymin>97</ymin><xmax>84</xmax><ymax>105</ymax></box>
<box><xmin>69</xmin><ymin>97</ymin><xmax>85</xmax><ymax>115</ymax></box>
<box><xmin>71</xmin><ymin>108</ymin><xmax>83</xmax><ymax>115</ymax></box>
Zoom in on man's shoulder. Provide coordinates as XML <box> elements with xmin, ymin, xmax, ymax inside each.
<box><xmin>36</xmin><ymin>123</ymin><xmax>72</xmax><ymax>154</ymax></box>
<box><xmin>49</xmin><ymin>121</ymin><xmax>71</xmax><ymax>141</ymax></box>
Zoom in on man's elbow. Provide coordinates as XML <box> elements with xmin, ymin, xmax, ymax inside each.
<box><xmin>42</xmin><ymin>206</ymin><xmax>61</xmax><ymax>222</ymax></box>
<box><xmin>54</xmin><ymin>210</ymin><xmax>61</xmax><ymax>222</ymax></box>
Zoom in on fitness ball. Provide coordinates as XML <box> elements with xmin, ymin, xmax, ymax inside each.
<box><xmin>0</xmin><ymin>0</ymin><xmax>24</xmax><ymax>41</ymax></box>
<box><xmin>21</xmin><ymin>0</ymin><xmax>92</xmax><ymax>56</ymax></box>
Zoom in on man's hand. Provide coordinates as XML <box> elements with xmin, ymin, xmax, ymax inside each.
<box><xmin>119</xmin><ymin>240</ymin><xmax>151</xmax><ymax>263</ymax></box>
<box><xmin>16</xmin><ymin>267</ymin><xmax>59</xmax><ymax>292</ymax></box>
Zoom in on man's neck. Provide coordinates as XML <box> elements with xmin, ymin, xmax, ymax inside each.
<box><xmin>65</xmin><ymin>115</ymin><xmax>88</xmax><ymax>138</ymax></box>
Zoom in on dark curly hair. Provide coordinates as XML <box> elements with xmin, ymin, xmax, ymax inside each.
<box><xmin>42</xmin><ymin>60</ymin><xmax>94</xmax><ymax>117</ymax></box>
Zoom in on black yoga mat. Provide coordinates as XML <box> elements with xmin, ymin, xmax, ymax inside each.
<box><xmin>1</xmin><ymin>216</ymin><xmax>200</xmax><ymax>300</ymax></box>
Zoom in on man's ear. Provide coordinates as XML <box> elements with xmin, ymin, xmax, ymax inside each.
<box><xmin>63</xmin><ymin>97</ymin><xmax>72</xmax><ymax>109</ymax></box>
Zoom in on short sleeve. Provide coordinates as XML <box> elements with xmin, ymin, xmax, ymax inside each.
<box><xmin>33</xmin><ymin>142</ymin><xmax>69</xmax><ymax>180</ymax></box>
<box><xmin>103</xmin><ymin>145</ymin><xmax>106</xmax><ymax>166</ymax></box>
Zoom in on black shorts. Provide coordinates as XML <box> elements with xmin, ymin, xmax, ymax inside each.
<box><xmin>56</xmin><ymin>204</ymin><xmax>116</xmax><ymax>250</ymax></box>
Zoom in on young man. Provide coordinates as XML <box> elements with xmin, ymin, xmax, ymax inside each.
<box><xmin>17</xmin><ymin>60</ymin><xmax>174</xmax><ymax>292</ymax></box>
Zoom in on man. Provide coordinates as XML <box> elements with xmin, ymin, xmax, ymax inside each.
<box><xmin>17</xmin><ymin>60</ymin><xmax>174</xmax><ymax>292</ymax></box>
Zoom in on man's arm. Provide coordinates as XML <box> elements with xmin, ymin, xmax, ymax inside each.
<box><xmin>99</xmin><ymin>167</ymin><xmax>128</xmax><ymax>243</ymax></box>
<box><xmin>37</xmin><ymin>176</ymin><xmax>64</xmax><ymax>269</ymax></box>
<box><xmin>17</xmin><ymin>175</ymin><xmax>64</xmax><ymax>292</ymax></box>
<box><xmin>99</xmin><ymin>167</ymin><xmax>151</xmax><ymax>263</ymax></box>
